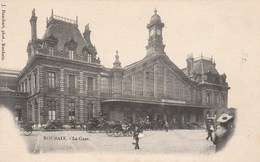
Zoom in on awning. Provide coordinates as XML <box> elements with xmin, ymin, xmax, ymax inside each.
<box><xmin>101</xmin><ymin>98</ymin><xmax>213</xmax><ymax>109</ymax></box>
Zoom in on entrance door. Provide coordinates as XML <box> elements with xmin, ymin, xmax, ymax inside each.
<box><xmin>87</xmin><ymin>104</ymin><xmax>93</xmax><ymax>121</ymax></box>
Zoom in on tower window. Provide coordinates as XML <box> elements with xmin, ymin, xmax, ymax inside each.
<box><xmin>87</xmin><ymin>54</ymin><xmax>92</xmax><ymax>63</ymax></box>
<box><xmin>48</xmin><ymin>46</ymin><xmax>54</xmax><ymax>55</ymax></box>
<box><xmin>69</xmin><ymin>50</ymin><xmax>74</xmax><ymax>60</ymax></box>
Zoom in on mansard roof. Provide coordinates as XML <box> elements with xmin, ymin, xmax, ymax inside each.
<box><xmin>43</xmin><ymin>17</ymin><xmax>88</xmax><ymax>55</ymax></box>
<box><xmin>191</xmin><ymin>58</ymin><xmax>219</xmax><ymax>76</ymax></box>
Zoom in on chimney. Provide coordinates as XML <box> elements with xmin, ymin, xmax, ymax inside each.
<box><xmin>83</xmin><ymin>23</ymin><xmax>91</xmax><ymax>44</ymax></box>
<box><xmin>186</xmin><ymin>53</ymin><xmax>194</xmax><ymax>76</ymax></box>
<box><xmin>30</xmin><ymin>8</ymin><xmax>37</xmax><ymax>42</ymax></box>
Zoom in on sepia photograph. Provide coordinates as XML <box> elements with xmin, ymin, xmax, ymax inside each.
<box><xmin>0</xmin><ymin>0</ymin><xmax>260</xmax><ymax>162</ymax></box>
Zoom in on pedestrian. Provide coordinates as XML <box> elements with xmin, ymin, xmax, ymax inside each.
<box><xmin>164</xmin><ymin>121</ymin><xmax>169</xmax><ymax>132</ymax></box>
<box><xmin>212</xmin><ymin>113</ymin><xmax>234</xmax><ymax>152</ymax></box>
<box><xmin>133</xmin><ymin>125</ymin><xmax>140</xmax><ymax>149</ymax></box>
<box><xmin>206</xmin><ymin>125</ymin><xmax>214</xmax><ymax>141</ymax></box>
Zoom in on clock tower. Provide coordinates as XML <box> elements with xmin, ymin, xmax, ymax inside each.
<box><xmin>145</xmin><ymin>9</ymin><xmax>165</xmax><ymax>57</ymax></box>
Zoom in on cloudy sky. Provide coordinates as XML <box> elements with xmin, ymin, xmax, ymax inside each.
<box><xmin>0</xmin><ymin>0</ymin><xmax>260</xmax><ymax>109</ymax></box>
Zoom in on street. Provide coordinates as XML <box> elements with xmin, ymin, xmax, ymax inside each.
<box><xmin>22</xmin><ymin>130</ymin><xmax>215</xmax><ymax>154</ymax></box>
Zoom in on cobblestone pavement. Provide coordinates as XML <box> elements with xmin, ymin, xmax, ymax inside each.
<box><xmin>22</xmin><ymin>130</ymin><xmax>215</xmax><ymax>155</ymax></box>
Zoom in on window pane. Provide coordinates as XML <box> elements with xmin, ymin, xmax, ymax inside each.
<box><xmin>87</xmin><ymin>77</ymin><xmax>93</xmax><ymax>91</ymax></box>
<box><xmin>69</xmin><ymin>75</ymin><xmax>75</xmax><ymax>89</ymax></box>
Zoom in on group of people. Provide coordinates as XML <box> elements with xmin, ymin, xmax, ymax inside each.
<box><xmin>133</xmin><ymin>113</ymin><xmax>235</xmax><ymax>151</ymax></box>
<box><xmin>206</xmin><ymin>113</ymin><xmax>235</xmax><ymax>152</ymax></box>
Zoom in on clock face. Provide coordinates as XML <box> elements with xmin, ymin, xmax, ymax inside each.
<box><xmin>150</xmin><ymin>29</ymin><xmax>155</xmax><ymax>36</ymax></box>
<box><xmin>156</xmin><ymin>29</ymin><xmax>161</xmax><ymax>35</ymax></box>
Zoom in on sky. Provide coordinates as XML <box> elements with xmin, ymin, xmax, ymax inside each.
<box><xmin>0</xmin><ymin>0</ymin><xmax>260</xmax><ymax>109</ymax></box>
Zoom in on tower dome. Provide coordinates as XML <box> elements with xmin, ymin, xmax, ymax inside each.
<box><xmin>150</xmin><ymin>8</ymin><xmax>161</xmax><ymax>23</ymax></box>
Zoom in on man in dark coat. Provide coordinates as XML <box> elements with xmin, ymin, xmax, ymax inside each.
<box><xmin>133</xmin><ymin>125</ymin><xmax>140</xmax><ymax>149</ymax></box>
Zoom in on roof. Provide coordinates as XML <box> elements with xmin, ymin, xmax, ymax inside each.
<box><xmin>150</xmin><ymin>9</ymin><xmax>161</xmax><ymax>24</ymax></box>
<box><xmin>43</xmin><ymin>17</ymin><xmax>88</xmax><ymax>56</ymax></box>
<box><xmin>191</xmin><ymin>58</ymin><xmax>219</xmax><ymax>75</ymax></box>
<box><xmin>124</xmin><ymin>53</ymin><xmax>194</xmax><ymax>85</ymax></box>
<box><xmin>0</xmin><ymin>68</ymin><xmax>20</xmax><ymax>77</ymax></box>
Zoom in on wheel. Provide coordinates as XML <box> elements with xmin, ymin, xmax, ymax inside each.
<box><xmin>113</xmin><ymin>128</ymin><xmax>121</xmax><ymax>137</ymax></box>
<box><xmin>106</xmin><ymin>129</ymin><xmax>113</xmax><ymax>137</ymax></box>
<box><xmin>122</xmin><ymin>130</ymin><xmax>128</xmax><ymax>136</ymax></box>
<box><xmin>128</xmin><ymin>130</ymin><xmax>134</xmax><ymax>136</ymax></box>
<box><xmin>23</xmin><ymin>126</ymin><xmax>33</xmax><ymax>136</ymax></box>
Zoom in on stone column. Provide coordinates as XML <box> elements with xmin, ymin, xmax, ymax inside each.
<box><xmin>38</xmin><ymin>97</ymin><xmax>43</xmax><ymax>125</ymax></box>
<box><xmin>79</xmin><ymin>72</ymin><xmax>84</xmax><ymax>94</ymax></box>
<box><xmin>60</xmin><ymin>69</ymin><xmax>65</xmax><ymax>92</ymax></box>
<box><xmin>79</xmin><ymin>98</ymin><xmax>84</xmax><ymax>123</ymax></box>
<box><xmin>96</xmin><ymin>101</ymin><xmax>101</xmax><ymax>117</ymax></box>
<box><xmin>60</xmin><ymin>96</ymin><xmax>65</xmax><ymax>123</ymax></box>
<box><xmin>27</xmin><ymin>77</ymin><xmax>30</xmax><ymax>93</ymax></box>
<box><xmin>31</xmin><ymin>72</ymin><xmax>34</xmax><ymax>95</ymax></box>
<box><xmin>31</xmin><ymin>101</ymin><xmax>35</xmax><ymax>122</ymax></box>
<box><xmin>38</xmin><ymin>66</ymin><xmax>43</xmax><ymax>92</ymax></box>
<box><xmin>97</xmin><ymin>74</ymin><xmax>101</xmax><ymax>96</ymax></box>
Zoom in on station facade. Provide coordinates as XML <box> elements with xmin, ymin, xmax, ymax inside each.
<box><xmin>0</xmin><ymin>9</ymin><xmax>230</xmax><ymax>126</ymax></box>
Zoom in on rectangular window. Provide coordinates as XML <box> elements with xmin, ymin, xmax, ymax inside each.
<box><xmin>215</xmin><ymin>93</ymin><xmax>219</xmax><ymax>105</ymax></box>
<box><xmin>69</xmin><ymin>50</ymin><xmax>74</xmax><ymax>60</ymax></box>
<box><xmin>48</xmin><ymin>101</ymin><xmax>56</xmax><ymax>120</ymax></box>
<box><xmin>68</xmin><ymin>75</ymin><xmax>76</xmax><ymax>89</ymax></box>
<box><xmin>221</xmin><ymin>94</ymin><xmax>225</xmax><ymax>106</ymax></box>
<box><xmin>28</xmin><ymin>78</ymin><xmax>31</xmax><ymax>92</ymax></box>
<box><xmin>15</xmin><ymin>105</ymin><xmax>22</xmax><ymax>121</ymax></box>
<box><xmin>48</xmin><ymin>72</ymin><xmax>56</xmax><ymax>88</ymax></box>
<box><xmin>87</xmin><ymin>77</ymin><xmax>93</xmax><ymax>92</ymax></box>
<box><xmin>87</xmin><ymin>54</ymin><xmax>92</xmax><ymax>63</ymax></box>
<box><xmin>24</xmin><ymin>79</ymin><xmax>28</xmax><ymax>92</ymax></box>
<box><xmin>69</xmin><ymin>102</ymin><xmax>75</xmax><ymax>120</ymax></box>
<box><xmin>48</xmin><ymin>46</ymin><xmax>54</xmax><ymax>56</ymax></box>
<box><xmin>207</xmin><ymin>92</ymin><xmax>211</xmax><ymax>103</ymax></box>
<box><xmin>101</xmin><ymin>77</ymin><xmax>109</xmax><ymax>94</ymax></box>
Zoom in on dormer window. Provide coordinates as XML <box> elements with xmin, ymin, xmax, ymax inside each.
<box><xmin>48</xmin><ymin>46</ymin><xmax>54</xmax><ymax>56</ymax></box>
<box><xmin>87</xmin><ymin>54</ymin><xmax>92</xmax><ymax>63</ymax></box>
<box><xmin>69</xmin><ymin>50</ymin><xmax>74</xmax><ymax>60</ymax></box>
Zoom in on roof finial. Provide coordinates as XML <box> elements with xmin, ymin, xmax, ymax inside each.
<box><xmin>154</xmin><ymin>8</ymin><xmax>157</xmax><ymax>14</ymax></box>
<box><xmin>113</xmin><ymin>50</ymin><xmax>121</xmax><ymax>68</ymax></box>
<box><xmin>76</xmin><ymin>16</ymin><xmax>78</xmax><ymax>24</ymax></box>
<box><xmin>85</xmin><ymin>23</ymin><xmax>89</xmax><ymax>30</ymax></box>
<box><xmin>116</xmin><ymin>50</ymin><xmax>119</xmax><ymax>59</ymax></box>
<box><xmin>51</xmin><ymin>9</ymin><xmax>53</xmax><ymax>17</ymax></box>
